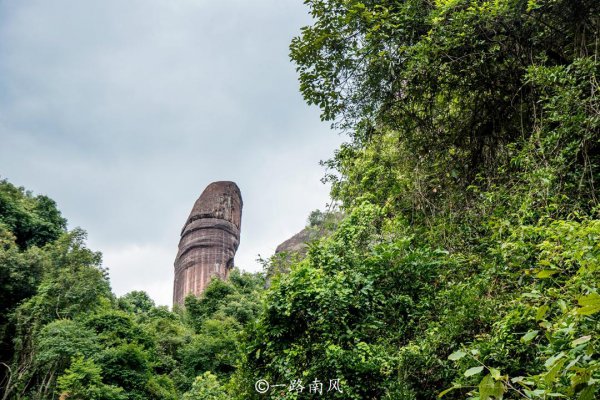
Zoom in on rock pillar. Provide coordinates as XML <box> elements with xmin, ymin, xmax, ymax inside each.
<box><xmin>173</xmin><ymin>181</ymin><xmax>242</xmax><ymax>306</ymax></box>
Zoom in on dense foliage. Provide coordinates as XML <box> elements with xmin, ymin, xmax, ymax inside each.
<box><xmin>1</xmin><ymin>0</ymin><xmax>599</xmax><ymax>398</ymax></box>
<box><xmin>234</xmin><ymin>0</ymin><xmax>599</xmax><ymax>398</ymax></box>
<box><xmin>0</xmin><ymin>182</ymin><xmax>264</xmax><ymax>399</ymax></box>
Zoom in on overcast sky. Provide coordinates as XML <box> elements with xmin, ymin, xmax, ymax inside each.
<box><xmin>0</xmin><ymin>0</ymin><xmax>343</xmax><ymax>306</ymax></box>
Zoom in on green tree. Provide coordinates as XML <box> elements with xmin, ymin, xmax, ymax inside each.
<box><xmin>57</xmin><ymin>356</ymin><xmax>125</xmax><ymax>400</ymax></box>
<box><xmin>118</xmin><ymin>291</ymin><xmax>156</xmax><ymax>316</ymax></box>
<box><xmin>96</xmin><ymin>343</ymin><xmax>151</xmax><ymax>400</ymax></box>
<box><xmin>182</xmin><ymin>372</ymin><xmax>228</xmax><ymax>400</ymax></box>
<box><xmin>3</xmin><ymin>229</ymin><xmax>113</xmax><ymax>399</ymax></box>
<box><xmin>293</xmin><ymin>0</ymin><xmax>599</xmax><ymax>217</ymax></box>
<box><xmin>0</xmin><ymin>179</ymin><xmax>66</xmax><ymax>249</ymax></box>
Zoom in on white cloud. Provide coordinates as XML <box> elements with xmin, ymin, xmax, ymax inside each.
<box><xmin>100</xmin><ymin>243</ymin><xmax>174</xmax><ymax>307</ymax></box>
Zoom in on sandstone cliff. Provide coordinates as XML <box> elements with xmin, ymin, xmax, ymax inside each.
<box><xmin>173</xmin><ymin>181</ymin><xmax>242</xmax><ymax>306</ymax></box>
<box><xmin>266</xmin><ymin>210</ymin><xmax>342</xmax><ymax>287</ymax></box>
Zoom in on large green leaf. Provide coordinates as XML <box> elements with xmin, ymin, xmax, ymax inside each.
<box><xmin>577</xmin><ymin>293</ymin><xmax>600</xmax><ymax>315</ymax></box>
<box><xmin>479</xmin><ymin>374</ymin><xmax>505</xmax><ymax>400</ymax></box>
<box><xmin>465</xmin><ymin>366</ymin><xmax>485</xmax><ymax>377</ymax></box>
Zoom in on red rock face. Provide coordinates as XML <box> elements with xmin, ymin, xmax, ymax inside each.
<box><xmin>173</xmin><ymin>181</ymin><xmax>242</xmax><ymax>306</ymax></box>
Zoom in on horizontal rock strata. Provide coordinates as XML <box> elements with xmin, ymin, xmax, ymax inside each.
<box><xmin>173</xmin><ymin>181</ymin><xmax>242</xmax><ymax>306</ymax></box>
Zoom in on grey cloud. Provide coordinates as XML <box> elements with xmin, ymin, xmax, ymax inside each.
<box><xmin>0</xmin><ymin>0</ymin><xmax>343</xmax><ymax>305</ymax></box>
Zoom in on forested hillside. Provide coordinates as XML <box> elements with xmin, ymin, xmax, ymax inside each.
<box><xmin>237</xmin><ymin>0</ymin><xmax>599</xmax><ymax>398</ymax></box>
<box><xmin>1</xmin><ymin>0</ymin><xmax>598</xmax><ymax>399</ymax></box>
<box><xmin>0</xmin><ymin>178</ymin><xmax>264</xmax><ymax>399</ymax></box>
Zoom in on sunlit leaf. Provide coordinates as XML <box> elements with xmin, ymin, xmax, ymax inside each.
<box><xmin>571</xmin><ymin>336</ymin><xmax>591</xmax><ymax>347</ymax></box>
<box><xmin>537</xmin><ymin>270</ymin><xmax>558</xmax><ymax>278</ymax></box>
<box><xmin>521</xmin><ymin>330</ymin><xmax>539</xmax><ymax>343</ymax></box>
<box><xmin>448</xmin><ymin>350</ymin><xmax>467</xmax><ymax>361</ymax></box>
<box><xmin>464</xmin><ymin>366</ymin><xmax>485</xmax><ymax>377</ymax></box>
